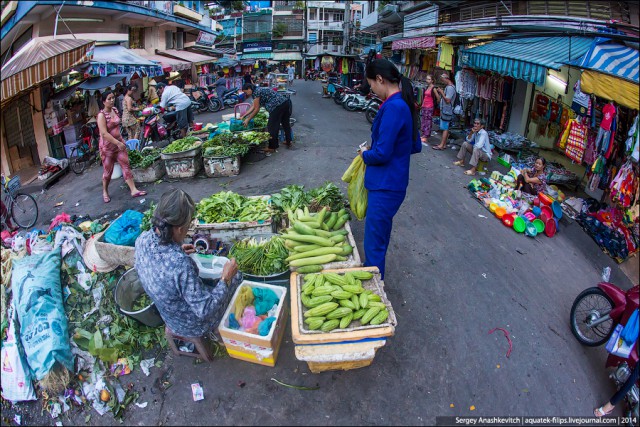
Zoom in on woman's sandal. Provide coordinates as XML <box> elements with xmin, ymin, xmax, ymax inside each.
<box><xmin>103</xmin><ymin>195</ymin><xmax>111</xmax><ymax>204</ymax></box>
<box><xmin>594</xmin><ymin>406</ymin><xmax>613</xmax><ymax>417</ymax></box>
<box><xmin>464</xmin><ymin>170</ymin><xmax>476</xmax><ymax>176</ymax></box>
<box><xmin>132</xmin><ymin>191</ymin><xmax>147</xmax><ymax>198</ymax></box>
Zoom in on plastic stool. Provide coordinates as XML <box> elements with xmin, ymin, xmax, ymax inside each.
<box><xmin>165</xmin><ymin>326</ymin><xmax>214</xmax><ymax>362</ymax></box>
<box><xmin>125</xmin><ymin>139</ymin><xmax>140</xmax><ymax>151</ymax></box>
<box><xmin>477</xmin><ymin>161</ymin><xmax>487</xmax><ymax>173</ymax></box>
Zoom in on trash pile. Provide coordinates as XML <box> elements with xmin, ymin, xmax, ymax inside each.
<box><xmin>1</xmin><ymin>211</ymin><xmax>165</xmax><ymax>422</ymax></box>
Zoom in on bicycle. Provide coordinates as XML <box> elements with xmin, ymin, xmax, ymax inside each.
<box><xmin>1</xmin><ymin>175</ymin><xmax>38</xmax><ymax>229</ymax></box>
<box><xmin>69</xmin><ymin>122</ymin><xmax>100</xmax><ymax>174</ymax></box>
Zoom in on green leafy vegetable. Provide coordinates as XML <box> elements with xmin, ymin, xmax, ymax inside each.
<box><xmin>128</xmin><ymin>148</ymin><xmax>161</xmax><ymax>169</ymax></box>
<box><xmin>196</xmin><ymin>191</ymin><xmax>271</xmax><ymax>223</ymax></box>
<box><xmin>271</xmin><ymin>185</ymin><xmax>311</xmax><ymax>215</ymax></box>
<box><xmin>141</xmin><ymin>203</ymin><xmax>156</xmax><ymax>232</ymax></box>
<box><xmin>229</xmin><ymin>235</ymin><xmax>288</xmax><ymax>276</ymax></box>
<box><xmin>132</xmin><ymin>293</ymin><xmax>153</xmax><ymax>311</ymax></box>
<box><xmin>162</xmin><ymin>136</ymin><xmax>201</xmax><ymax>154</ymax></box>
<box><xmin>308</xmin><ymin>181</ymin><xmax>346</xmax><ymax>212</ymax></box>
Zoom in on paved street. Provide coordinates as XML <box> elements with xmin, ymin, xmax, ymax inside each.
<box><xmin>12</xmin><ymin>80</ymin><xmax>636</xmax><ymax>425</ymax></box>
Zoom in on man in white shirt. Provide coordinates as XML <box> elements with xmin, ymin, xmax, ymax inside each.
<box><xmin>454</xmin><ymin>118</ymin><xmax>492</xmax><ymax>176</ymax></box>
<box><xmin>157</xmin><ymin>82</ymin><xmax>193</xmax><ymax>138</ymax></box>
<box><xmin>287</xmin><ymin>64</ymin><xmax>295</xmax><ymax>86</ymax></box>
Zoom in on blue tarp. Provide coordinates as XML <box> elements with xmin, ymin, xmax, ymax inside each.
<box><xmin>458</xmin><ymin>37</ymin><xmax>593</xmax><ymax>87</ymax></box>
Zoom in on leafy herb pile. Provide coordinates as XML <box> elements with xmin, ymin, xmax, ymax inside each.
<box><xmin>308</xmin><ymin>181</ymin><xmax>347</xmax><ymax>212</ymax></box>
<box><xmin>271</xmin><ymin>182</ymin><xmax>346</xmax><ymax>222</ymax></box>
<box><xmin>271</xmin><ymin>185</ymin><xmax>311</xmax><ymax>216</ymax></box>
<box><xmin>128</xmin><ymin>148</ymin><xmax>161</xmax><ymax>169</ymax></box>
<box><xmin>201</xmin><ymin>131</ymin><xmax>270</xmax><ymax>157</ymax></box>
<box><xmin>229</xmin><ymin>235</ymin><xmax>288</xmax><ymax>276</ymax></box>
<box><xmin>203</xmin><ymin>144</ymin><xmax>250</xmax><ymax>158</ymax></box>
<box><xmin>196</xmin><ymin>191</ymin><xmax>272</xmax><ymax>223</ymax></box>
<box><xmin>253</xmin><ymin>110</ymin><xmax>268</xmax><ymax>129</ymax></box>
<box><xmin>132</xmin><ymin>293</ymin><xmax>153</xmax><ymax>311</ymax></box>
<box><xmin>161</xmin><ymin>136</ymin><xmax>201</xmax><ymax>154</ymax></box>
<box><xmin>140</xmin><ymin>203</ymin><xmax>156</xmax><ymax>232</ymax></box>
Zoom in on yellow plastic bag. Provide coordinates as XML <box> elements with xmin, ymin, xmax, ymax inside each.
<box><xmin>234</xmin><ymin>286</ymin><xmax>255</xmax><ymax>320</ymax></box>
<box><xmin>341</xmin><ymin>155</ymin><xmax>367</xmax><ymax>220</ymax></box>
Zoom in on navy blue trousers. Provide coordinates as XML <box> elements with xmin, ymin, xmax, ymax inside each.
<box><xmin>364</xmin><ymin>189</ymin><xmax>406</xmax><ymax>279</ymax></box>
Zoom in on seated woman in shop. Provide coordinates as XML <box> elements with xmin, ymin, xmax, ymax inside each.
<box><xmin>134</xmin><ymin>188</ymin><xmax>241</xmax><ymax>338</ymax></box>
<box><xmin>515</xmin><ymin>157</ymin><xmax>548</xmax><ymax>196</ymax></box>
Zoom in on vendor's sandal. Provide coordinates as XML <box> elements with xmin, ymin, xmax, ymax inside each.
<box><xmin>464</xmin><ymin>170</ymin><xmax>476</xmax><ymax>176</ymax></box>
<box><xmin>594</xmin><ymin>407</ymin><xmax>613</xmax><ymax>417</ymax></box>
<box><xmin>453</xmin><ymin>160</ymin><xmax>465</xmax><ymax>167</ymax></box>
<box><xmin>132</xmin><ymin>190</ymin><xmax>147</xmax><ymax>198</ymax></box>
<box><xmin>432</xmin><ymin>146</ymin><xmax>444</xmax><ymax>150</ymax></box>
<box><xmin>103</xmin><ymin>195</ymin><xmax>111</xmax><ymax>203</ymax></box>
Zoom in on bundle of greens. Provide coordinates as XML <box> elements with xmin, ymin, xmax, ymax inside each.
<box><xmin>128</xmin><ymin>148</ymin><xmax>161</xmax><ymax>169</ymax></box>
<box><xmin>203</xmin><ymin>144</ymin><xmax>250</xmax><ymax>158</ymax></box>
<box><xmin>140</xmin><ymin>203</ymin><xmax>156</xmax><ymax>232</ymax></box>
<box><xmin>253</xmin><ymin>110</ymin><xmax>268</xmax><ymax>129</ymax></box>
<box><xmin>196</xmin><ymin>191</ymin><xmax>271</xmax><ymax>223</ymax></box>
<box><xmin>271</xmin><ymin>185</ymin><xmax>311</xmax><ymax>217</ymax></box>
<box><xmin>308</xmin><ymin>181</ymin><xmax>347</xmax><ymax>212</ymax></box>
<box><xmin>229</xmin><ymin>235</ymin><xmax>288</xmax><ymax>276</ymax></box>
<box><xmin>132</xmin><ymin>293</ymin><xmax>153</xmax><ymax>311</ymax></box>
<box><xmin>238</xmin><ymin>131</ymin><xmax>271</xmax><ymax>145</ymax></box>
<box><xmin>162</xmin><ymin>136</ymin><xmax>201</xmax><ymax>154</ymax></box>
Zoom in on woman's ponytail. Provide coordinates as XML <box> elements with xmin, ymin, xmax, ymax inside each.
<box><xmin>400</xmin><ymin>75</ymin><xmax>419</xmax><ymax>141</ymax></box>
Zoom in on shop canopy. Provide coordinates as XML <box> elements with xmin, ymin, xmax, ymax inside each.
<box><xmin>215</xmin><ymin>57</ymin><xmax>240</xmax><ymax>68</ymax></box>
<box><xmin>458</xmin><ymin>36</ymin><xmax>593</xmax><ymax>87</ymax></box>
<box><xmin>240</xmin><ymin>52</ymin><xmax>273</xmax><ymax>60</ymax></box>
<box><xmin>570</xmin><ymin>38</ymin><xmax>639</xmax><ymax>110</ymax></box>
<box><xmin>157</xmin><ymin>49</ymin><xmax>217</xmax><ymax>65</ymax></box>
<box><xmin>1</xmin><ymin>38</ymin><xmax>94</xmax><ymax>104</ymax></box>
<box><xmin>272</xmin><ymin>52</ymin><xmax>303</xmax><ymax>61</ymax></box>
<box><xmin>87</xmin><ymin>45</ymin><xmax>163</xmax><ymax>78</ymax></box>
<box><xmin>78</xmin><ymin>74</ymin><xmax>127</xmax><ymax>94</ymax></box>
<box><xmin>130</xmin><ymin>49</ymin><xmax>190</xmax><ymax>72</ymax></box>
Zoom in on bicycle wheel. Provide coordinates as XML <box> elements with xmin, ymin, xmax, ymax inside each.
<box><xmin>70</xmin><ymin>145</ymin><xmax>88</xmax><ymax>174</ymax></box>
<box><xmin>11</xmin><ymin>193</ymin><xmax>38</xmax><ymax>228</ymax></box>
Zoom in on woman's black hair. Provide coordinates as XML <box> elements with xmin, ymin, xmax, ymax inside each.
<box><xmin>242</xmin><ymin>83</ymin><xmax>255</xmax><ymax>91</ymax></box>
<box><xmin>100</xmin><ymin>90</ymin><xmax>113</xmax><ymax>102</ymax></box>
<box><xmin>537</xmin><ymin>157</ymin><xmax>547</xmax><ymax>167</ymax></box>
<box><xmin>126</xmin><ymin>83</ymin><xmax>137</xmax><ymax>92</ymax></box>
<box><xmin>365</xmin><ymin>59</ymin><xmax>419</xmax><ymax>141</ymax></box>
<box><xmin>217</xmin><ymin>71</ymin><xmax>225</xmax><ymax>78</ymax></box>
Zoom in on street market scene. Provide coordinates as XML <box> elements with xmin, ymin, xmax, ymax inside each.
<box><xmin>1</xmin><ymin>1</ymin><xmax>639</xmax><ymax>426</ymax></box>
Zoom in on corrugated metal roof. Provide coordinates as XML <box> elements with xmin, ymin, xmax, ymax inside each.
<box><xmin>459</xmin><ymin>36</ymin><xmax>594</xmax><ymax>86</ymax></box>
<box><xmin>157</xmin><ymin>49</ymin><xmax>217</xmax><ymax>65</ymax></box>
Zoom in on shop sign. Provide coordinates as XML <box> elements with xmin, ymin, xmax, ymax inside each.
<box><xmin>196</xmin><ymin>31</ymin><xmax>216</xmax><ymax>47</ymax></box>
<box><xmin>243</xmin><ymin>41</ymin><xmax>272</xmax><ymax>53</ymax></box>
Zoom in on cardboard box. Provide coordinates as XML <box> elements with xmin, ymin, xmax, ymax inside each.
<box><xmin>218</xmin><ymin>281</ymin><xmax>288</xmax><ymax>367</ymax></box>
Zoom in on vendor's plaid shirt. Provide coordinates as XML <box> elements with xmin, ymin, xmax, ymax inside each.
<box><xmin>134</xmin><ymin>231</ymin><xmax>239</xmax><ymax>337</ymax></box>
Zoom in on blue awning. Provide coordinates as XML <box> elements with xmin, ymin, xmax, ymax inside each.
<box><xmin>458</xmin><ymin>37</ymin><xmax>594</xmax><ymax>87</ymax></box>
<box><xmin>78</xmin><ymin>74</ymin><xmax>127</xmax><ymax>91</ymax></box>
<box><xmin>570</xmin><ymin>38</ymin><xmax>639</xmax><ymax>84</ymax></box>
<box><xmin>239</xmin><ymin>52</ymin><xmax>273</xmax><ymax>60</ymax></box>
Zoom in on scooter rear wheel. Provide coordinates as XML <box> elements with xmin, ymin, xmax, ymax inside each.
<box><xmin>344</xmin><ymin>99</ymin><xmax>358</xmax><ymax>112</ymax></box>
<box><xmin>365</xmin><ymin>108</ymin><xmax>377</xmax><ymax>124</ymax></box>
<box><xmin>208</xmin><ymin>98</ymin><xmax>222</xmax><ymax>112</ymax></box>
<box><xmin>570</xmin><ymin>287</ymin><xmax>615</xmax><ymax>346</ymax></box>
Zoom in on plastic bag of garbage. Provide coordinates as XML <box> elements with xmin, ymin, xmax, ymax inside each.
<box><xmin>0</xmin><ymin>307</ymin><xmax>36</xmax><ymax>402</ymax></box>
<box><xmin>341</xmin><ymin>155</ymin><xmax>367</xmax><ymax>220</ymax></box>
<box><xmin>104</xmin><ymin>210</ymin><xmax>144</xmax><ymax>247</ymax></box>
<box><xmin>12</xmin><ymin>248</ymin><xmax>74</xmax><ymax>380</ymax></box>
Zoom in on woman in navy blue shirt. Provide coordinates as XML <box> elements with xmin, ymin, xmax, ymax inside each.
<box><xmin>359</xmin><ymin>59</ymin><xmax>421</xmax><ymax>279</ymax></box>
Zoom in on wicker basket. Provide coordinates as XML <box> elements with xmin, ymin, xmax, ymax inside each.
<box><xmin>94</xmin><ymin>230</ymin><xmax>135</xmax><ymax>267</ymax></box>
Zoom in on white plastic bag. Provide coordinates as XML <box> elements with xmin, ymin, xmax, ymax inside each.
<box><xmin>1</xmin><ymin>308</ymin><xmax>36</xmax><ymax>402</ymax></box>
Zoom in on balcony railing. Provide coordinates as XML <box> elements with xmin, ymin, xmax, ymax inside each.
<box><xmin>307</xmin><ymin>20</ymin><xmax>344</xmax><ymax>30</ymax></box>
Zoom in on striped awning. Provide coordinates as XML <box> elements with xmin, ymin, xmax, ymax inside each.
<box><xmin>571</xmin><ymin>38</ymin><xmax>639</xmax><ymax>84</ymax></box>
<box><xmin>391</xmin><ymin>36</ymin><xmax>436</xmax><ymax>50</ymax></box>
<box><xmin>130</xmin><ymin>49</ymin><xmax>191</xmax><ymax>72</ymax></box>
<box><xmin>458</xmin><ymin>37</ymin><xmax>593</xmax><ymax>87</ymax></box>
<box><xmin>1</xmin><ymin>38</ymin><xmax>94</xmax><ymax>103</ymax></box>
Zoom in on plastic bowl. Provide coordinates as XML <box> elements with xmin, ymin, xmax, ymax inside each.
<box><xmin>513</xmin><ymin>216</ymin><xmax>526</xmax><ymax>233</ymax></box>
<box><xmin>538</xmin><ymin>192</ymin><xmax>555</xmax><ymax>206</ymax></box>
<box><xmin>533</xmin><ymin>219</ymin><xmax>545</xmax><ymax>234</ymax></box>
<box><xmin>533</xmin><ymin>197</ymin><xmax>540</xmax><ymax>207</ymax></box>
<box><xmin>489</xmin><ymin>203</ymin><xmax>498</xmax><ymax>213</ymax></box>
<box><xmin>532</xmin><ymin>206</ymin><xmax>542</xmax><ymax>217</ymax></box>
<box><xmin>545</xmin><ymin>218</ymin><xmax>557</xmax><ymax>237</ymax></box>
<box><xmin>523</xmin><ymin>212</ymin><xmax>536</xmax><ymax>222</ymax></box>
<box><xmin>525</xmin><ymin>222</ymin><xmax>538</xmax><ymax>237</ymax></box>
<box><xmin>541</xmin><ymin>205</ymin><xmax>553</xmax><ymax>220</ymax></box>
<box><xmin>551</xmin><ymin>201</ymin><xmax>563</xmax><ymax>219</ymax></box>
<box><xmin>502</xmin><ymin>213</ymin><xmax>515</xmax><ymax>227</ymax></box>
<box><xmin>495</xmin><ymin>206</ymin><xmax>507</xmax><ymax>219</ymax></box>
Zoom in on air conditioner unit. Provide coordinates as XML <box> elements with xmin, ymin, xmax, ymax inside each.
<box><xmin>379</xmin><ymin>4</ymin><xmax>398</xmax><ymax>18</ymax></box>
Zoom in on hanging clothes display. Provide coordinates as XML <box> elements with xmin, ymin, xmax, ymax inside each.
<box><xmin>437</xmin><ymin>43</ymin><xmax>453</xmax><ymax>69</ymax></box>
<box><xmin>565</xmin><ymin>120</ymin><xmax>588</xmax><ymax>163</ymax></box>
<box><xmin>571</xmin><ymin>79</ymin><xmax>591</xmax><ymax>116</ymax></box>
<box><xmin>610</xmin><ymin>161</ymin><xmax>638</xmax><ymax>208</ymax></box>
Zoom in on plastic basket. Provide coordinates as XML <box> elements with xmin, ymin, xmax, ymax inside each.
<box><xmin>6</xmin><ymin>176</ymin><xmax>20</xmax><ymax>196</ymax></box>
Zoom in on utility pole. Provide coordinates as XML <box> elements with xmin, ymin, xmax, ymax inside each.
<box><xmin>342</xmin><ymin>0</ymin><xmax>351</xmax><ymax>55</ymax></box>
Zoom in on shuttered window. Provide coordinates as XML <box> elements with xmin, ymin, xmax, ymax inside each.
<box><xmin>3</xmin><ymin>97</ymin><xmax>35</xmax><ymax>151</ymax></box>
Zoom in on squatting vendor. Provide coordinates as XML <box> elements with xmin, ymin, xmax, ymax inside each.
<box><xmin>359</xmin><ymin>59</ymin><xmax>422</xmax><ymax>279</ymax></box>
<box><xmin>135</xmin><ymin>188</ymin><xmax>242</xmax><ymax>338</ymax></box>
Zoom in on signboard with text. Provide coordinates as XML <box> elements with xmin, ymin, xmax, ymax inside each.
<box><xmin>196</xmin><ymin>31</ymin><xmax>216</xmax><ymax>47</ymax></box>
<box><xmin>243</xmin><ymin>41</ymin><xmax>272</xmax><ymax>53</ymax></box>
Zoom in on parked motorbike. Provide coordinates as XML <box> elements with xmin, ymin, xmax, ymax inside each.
<box><xmin>187</xmin><ymin>86</ymin><xmax>209</xmax><ymax>113</ymax></box>
<box><xmin>364</xmin><ymin>93</ymin><xmax>382</xmax><ymax>124</ymax></box>
<box><xmin>342</xmin><ymin>90</ymin><xmax>370</xmax><ymax>112</ymax></box>
<box><xmin>208</xmin><ymin>87</ymin><xmax>242</xmax><ymax>112</ymax></box>
<box><xmin>570</xmin><ymin>282</ymin><xmax>639</xmax><ymax>421</ymax></box>
<box><xmin>304</xmin><ymin>69</ymin><xmax>317</xmax><ymax>81</ymax></box>
<box><xmin>333</xmin><ymin>85</ymin><xmax>354</xmax><ymax>106</ymax></box>
<box><xmin>139</xmin><ymin>106</ymin><xmax>180</xmax><ymax>149</ymax></box>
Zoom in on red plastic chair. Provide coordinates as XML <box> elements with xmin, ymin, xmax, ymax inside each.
<box><xmin>234</xmin><ymin>103</ymin><xmax>251</xmax><ymax>119</ymax></box>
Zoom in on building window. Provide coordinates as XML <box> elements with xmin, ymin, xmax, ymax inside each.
<box><xmin>310</xmin><ymin>9</ymin><xmax>316</xmax><ymax>20</ymax></box>
<box><xmin>129</xmin><ymin>27</ymin><xmax>145</xmax><ymax>49</ymax></box>
<box><xmin>367</xmin><ymin>0</ymin><xmax>375</xmax><ymax>15</ymax></box>
<box><xmin>333</xmin><ymin>12</ymin><xmax>344</xmax><ymax>22</ymax></box>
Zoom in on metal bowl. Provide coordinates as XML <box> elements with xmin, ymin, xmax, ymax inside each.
<box><xmin>230</xmin><ymin>233</ymin><xmax>290</xmax><ymax>280</ymax></box>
